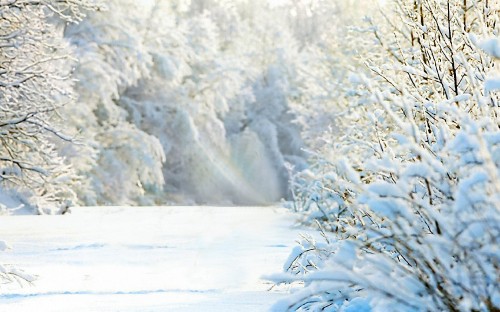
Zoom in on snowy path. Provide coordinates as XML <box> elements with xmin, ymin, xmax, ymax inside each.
<box><xmin>0</xmin><ymin>206</ymin><xmax>306</xmax><ymax>311</ymax></box>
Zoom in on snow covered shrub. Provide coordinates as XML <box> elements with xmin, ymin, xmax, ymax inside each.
<box><xmin>273</xmin><ymin>0</ymin><xmax>500</xmax><ymax>311</ymax></box>
<box><xmin>0</xmin><ymin>0</ymin><xmax>99</xmax><ymax>213</ymax></box>
<box><xmin>0</xmin><ymin>240</ymin><xmax>35</xmax><ymax>287</ymax></box>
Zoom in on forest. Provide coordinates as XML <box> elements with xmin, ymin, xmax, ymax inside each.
<box><xmin>1</xmin><ymin>0</ymin><xmax>499</xmax><ymax>311</ymax></box>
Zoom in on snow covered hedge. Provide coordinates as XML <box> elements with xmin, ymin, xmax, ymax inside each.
<box><xmin>273</xmin><ymin>0</ymin><xmax>500</xmax><ymax>311</ymax></box>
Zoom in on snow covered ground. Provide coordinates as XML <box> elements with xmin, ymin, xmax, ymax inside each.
<box><xmin>0</xmin><ymin>206</ymin><xmax>307</xmax><ymax>311</ymax></box>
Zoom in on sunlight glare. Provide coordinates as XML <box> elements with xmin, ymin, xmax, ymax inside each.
<box><xmin>267</xmin><ymin>0</ymin><xmax>290</xmax><ymax>9</ymax></box>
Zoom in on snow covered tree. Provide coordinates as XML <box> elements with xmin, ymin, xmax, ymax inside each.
<box><xmin>62</xmin><ymin>0</ymin><xmax>311</xmax><ymax>205</ymax></box>
<box><xmin>0</xmin><ymin>0</ymin><xmax>99</xmax><ymax>213</ymax></box>
<box><xmin>61</xmin><ymin>0</ymin><xmax>166</xmax><ymax>205</ymax></box>
<box><xmin>0</xmin><ymin>0</ymin><xmax>99</xmax><ymax>296</ymax></box>
<box><xmin>274</xmin><ymin>0</ymin><xmax>500</xmax><ymax>311</ymax></box>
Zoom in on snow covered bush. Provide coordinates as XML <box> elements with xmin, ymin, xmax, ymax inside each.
<box><xmin>0</xmin><ymin>0</ymin><xmax>99</xmax><ymax>213</ymax></box>
<box><xmin>273</xmin><ymin>0</ymin><xmax>500</xmax><ymax>311</ymax></box>
<box><xmin>0</xmin><ymin>240</ymin><xmax>35</xmax><ymax>287</ymax></box>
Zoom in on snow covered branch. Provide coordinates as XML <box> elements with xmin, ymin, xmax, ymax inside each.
<box><xmin>0</xmin><ymin>0</ymin><xmax>99</xmax><ymax>213</ymax></box>
<box><xmin>279</xmin><ymin>0</ymin><xmax>500</xmax><ymax>310</ymax></box>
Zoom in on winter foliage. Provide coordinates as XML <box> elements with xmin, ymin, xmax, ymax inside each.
<box><xmin>273</xmin><ymin>0</ymin><xmax>500</xmax><ymax>311</ymax></box>
<box><xmin>0</xmin><ymin>1</ymin><xmax>101</xmax><ymax>213</ymax></box>
<box><xmin>0</xmin><ymin>0</ymin><xmax>365</xmax><ymax>208</ymax></box>
<box><xmin>0</xmin><ymin>0</ymin><xmax>499</xmax><ymax>310</ymax></box>
<box><xmin>0</xmin><ymin>0</ymin><xmax>320</xmax><ymax>209</ymax></box>
<box><xmin>60</xmin><ymin>0</ymin><xmax>315</xmax><ymax>206</ymax></box>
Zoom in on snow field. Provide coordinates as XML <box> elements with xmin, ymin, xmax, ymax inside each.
<box><xmin>0</xmin><ymin>206</ymin><xmax>308</xmax><ymax>311</ymax></box>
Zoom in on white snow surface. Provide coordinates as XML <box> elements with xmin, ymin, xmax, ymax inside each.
<box><xmin>0</xmin><ymin>206</ymin><xmax>307</xmax><ymax>311</ymax></box>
